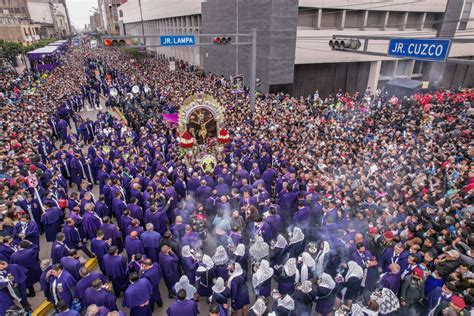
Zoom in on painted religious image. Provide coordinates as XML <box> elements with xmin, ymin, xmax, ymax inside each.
<box><xmin>187</xmin><ymin>107</ymin><xmax>217</xmax><ymax>144</ymax></box>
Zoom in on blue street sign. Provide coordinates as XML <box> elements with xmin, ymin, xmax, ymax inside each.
<box><xmin>387</xmin><ymin>38</ymin><xmax>451</xmax><ymax>62</ymax></box>
<box><xmin>160</xmin><ymin>35</ymin><xmax>196</xmax><ymax>46</ymax></box>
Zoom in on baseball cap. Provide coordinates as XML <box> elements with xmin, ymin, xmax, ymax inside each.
<box><xmin>412</xmin><ymin>267</ymin><xmax>423</xmax><ymax>278</ymax></box>
<box><xmin>384</xmin><ymin>231</ymin><xmax>394</xmax><ymax>239</ymax></box>
<box><xmin>451</xmin><ymin>296</ymin><xmax>466</xmax><ymax>310</ymax></box>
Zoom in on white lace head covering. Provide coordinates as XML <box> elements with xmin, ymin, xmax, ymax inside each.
<box><xmin>298</xmin><ymin>280</ymin><xmax>313</xmax><ymax>293</ymax></box>
<box><xmin>301</xmin><ymin>252</ymin><xmax>315</xmax><ymax>267</ymax></box>
<box><xmin>319</xmin><ymin>272</ymin><xmax>336</xmax><ymax>290</ymax></box>
<box><xmin>273</xmin><ymin>234</ymin><xmax>288</xmax><ymax>249</ymax></box>
<box><xmin>345</xmin><ymin>261</ymin><xmax>364</xmax><ymax>281</ymax></box>
<box><xmin>197</xmin><ymin>254</ymin><xmax>214</xmax><ymax>272</ymax></box>
<box><xmin>249</xmin><ymin>236</ymin><xmax>269</xmax><ymax>260</ymax></box>
<box><xmin>284</xmin><ymin>258</ymin><xmax>298</xmax><ymax>278</ymax></box>
<box><xmin>300</xmin><ymin>251</ymin><xmax>316</xmax><ymax>282</ymax></box>
<box><xmin>174</xmin><ymin>275</ymin><xmax>197</xmax><ymax>300</ymax></box>
<box><xmin>252</xmin><ymin>259</ymin><xmax>274</xmax><ymax>288</ymax></box>
<box><xmin>289</xmin><ymin>227</ymin><xmax>304</xmax><ymax>245</ymax></box>
<box><xmin>233</xmin><ymin>243</ymin><xmax>245</xmax><ymax>257</ymax></box>
<box><xmin>277</xmin><ymin>294</ymin><xmax>295</xmax><ymax>310</ymax></box>
<box><xmin>212</xmin><ymin>277</ymin><xmax>226</xmax><ymax>294</ymax></box>
<box><xmin>227</xmin><ymin>262</ymin><xmax>244</xmax><ymax>288</ymax></box>
<box><xmin>314</xmin><ymin>241</ymin><xmax>331</xmax><ymax>277</ymax></box>
<box><xmin>181</xmin><ymin>245</ymin><xmax>192</xmax><ymax>257</ymax></box>
<box><xmin>250</xmin><ymin>297</ymin><xmax>267</xmax><ymax>315</ymax></box>
<box><xmin>212</xmin><ymin>246</ymin><xmax>229</xmax><ymax>265</ymax></box>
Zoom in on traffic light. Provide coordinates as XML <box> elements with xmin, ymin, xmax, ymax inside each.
<box><xmin>103</xmin><ymin>37</ymin><xmax>138</xmax><ymax>47</ymax></box>
<box><xmin>214</xmin><ymin>36</ymin><xmax>232</xmax><ymax>45</ymax></box>
<box><xmin>329</xmin><ymin>38</ymin><xmax>362</xmax><ymax>51</ymax></box>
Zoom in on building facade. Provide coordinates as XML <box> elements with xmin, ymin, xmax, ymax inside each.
<box><xmin>118</xmin><ymin>0</ymin><xmax>474</xmax><ymax>97</ymax></box>
<box><xmin>0</xmin><ymin>0</ymin><xmax>72</xmax><ymax>44</ymax></box>
<box><xmin>98</xmin><ymin>0</ymin><xmax>128</xmax><ymax>35</ymax></box>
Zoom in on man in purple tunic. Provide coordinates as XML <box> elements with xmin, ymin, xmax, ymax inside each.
<box><xmin>141</xmin><ymin>258</ymin><xmax>163</xmax><ymax>312</ymax></box>
<box><xmin>10</xmin><ymin>240</ymin><xmax>41</xmax><ymax>297</ymax></box>
<box><xmin>60</xmin><ymin>249</ymin><xmax>84</xmax><ymax>281</ymax></box>
<box><xmin>82</xmin><ymin>203</ymin><xmax>102</xmax><ymax>240</ymax></box>
<box><xmin>102</xmin><ymin>246</ymin><xmax>128</xmax><ymax>296</ymax></box>
<box><xmin>83</xmin><ymin>278</ymin><xmax>118</xmax><ymax>311</ymax></box>
<box><xmin>140</xmin><ymin>223</ymin><xmax>161</xmax><ymax>263</ymax></box>
<box><xmin>91</xmin><ymin>230</ymin><xmax>110</xmax><ymax>274</ymax></box>
<box><xmin>99</xmin><ymin>217</ymin><xmax>122</xmax><ymax>252</ymax></box>
<box><xmin>74</xmin><ymin>267</ymin><xmax>108</xmax><ymax>301</ymax></box>
<box><xmin>51</xmin><ymin>233</ymin><xmax>70</xmax><ymax>265</ymax></box>
<box><xmin>378</xmin><ymin>262</ymin><xmax>402</xmax><ymax>295</ymax></box>
<box><xmin>124</xmin><ymin>231</ymin><xmax>144</xmax><ymax>261</ymax></box>
<box><xmin>166</xmin><ymin>289</ymin><xmax>199</xmax><ymax>316</ymax></box>
<box><xmin>46</xmin><ymin>264</ymin><xmax>77</xmax><ymax>309</ymax></box>
<box><xmin>12</xmin><ymin>214</ymin><xmax>40</xmax><ymax>247</ymax></box>
<box><xmin>0</xmin><ymin>260</ymin><xmax>30</xmax><ymax>309</ymax></box>
<box><xmin>123</xmin><ymin>272</ymin><xmax>153</xmax><ymax>316</ymax></box>
<box><xmin>158</xmin><ymin>244</ymin><xmax>180</xmax><ymax>298</ymax></box>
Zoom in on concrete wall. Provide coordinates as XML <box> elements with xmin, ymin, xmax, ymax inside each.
<box><xmin>119</xmin><ymin>0</ymin><xmax>202</xmax><ymax>23</ymax></box>
<box><xmin>201</xmin><ymin>0</ymin><xmax>298</xmax><ymax>92</ymax></box>
<box><xmin>27</xmin><ymin>1</ymin><xmax>54</xmax><ymax>24</ymax></box>
<box><xmin>298</xmin><ymin>0</ymin><xmax>448</xmax><ymax>12</ymax></box>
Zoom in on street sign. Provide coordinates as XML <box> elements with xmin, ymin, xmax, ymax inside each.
<box><xmin>160</xmin><ymin>35</ymin><xmax>196</xmax><ymax>47</ymax></box>
<box><xmin>388</xmin><ymin>38</ymin><xmax>451</xmax><ymax>62</ymax></box>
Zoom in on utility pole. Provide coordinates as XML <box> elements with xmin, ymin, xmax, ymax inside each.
<box><xmin>249</xmin><ymin>28</ymin><xmax>257</xmax><ymax>114</ymax></box>
<box><xmin>138</xmin><ymin>0</ymin><xmax>146</xmax><ymax>46</ymax></box>
<box><xmin>235</xmin><ymin>0</ymin><xmax>239</xmax><ymax>75</ymax></box>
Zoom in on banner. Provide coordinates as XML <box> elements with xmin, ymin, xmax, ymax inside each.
<box><xmin>162</xmin><ymin>113</ymin><xmax>179</xmax><ymax>124</ymax></box>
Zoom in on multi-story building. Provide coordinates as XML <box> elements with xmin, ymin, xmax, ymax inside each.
<box><xmin>0</xmin><ymin>0</ymin><xmax>72</xmax><ymax>41</ymax></box>
<box><xmin>98</xmin><ymin>0</ymin><xmax>128</xmax><ymax>35</ymax></box>
<box><xmin>118</xmin><ymin>0</ymin><xmax>474</xmax><ymax>96</ymax></box>
<box><xmin>0</xmin><ymin>0</ymin><xmax>41</xmax><ymax>44</ymax></box>
<box><xmin>90</xmin><ymin>11</ymin><xmax>103</xmax><ymax>32</ymax></box>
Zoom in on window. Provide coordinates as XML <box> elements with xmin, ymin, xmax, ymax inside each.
<box><xmin>344</xmin><ymin>10</ymin><xmax>364</xmax><ymax>28</ymax></box>
<box><xmin>298</xmin><ymin>8</ymin><xmax>316</xmax><ymax>28</ymax></box>
<box><xmin>459</xmin><ymin>0</ymin><xmax>472</xmax><ymax>30</ymax></box>
<box><xmin>406</xmin><ymin>12</ymin><xmax>422</xmax><ymax>29</ymax></box>
<box><xmin>321</xmin><ymin>9</ymin><xmax>340</xmax><ymax>28</ymax></box>
<box><xmin>413</xmin><ymin>60</ymin><xmax>423</xmax><ymax>74</ymax></box>
<box><xmin>366</xmin><ymin>11</ymin><xmax>384</xmax><ymax>28</ymax></box>
<box><xmin>387</xmin><ymin>11</ymin><xmax>404</xmax><ymax>29</ymax></box>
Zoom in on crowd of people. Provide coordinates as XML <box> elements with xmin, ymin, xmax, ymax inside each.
<box><xmin>0</xmin><ymin>43</ymin><xmax>473</xmax><ymax>316</ymax></box>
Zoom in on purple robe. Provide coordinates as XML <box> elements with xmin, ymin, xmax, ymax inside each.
<box><xmin>63</xmin><ymin>224</ymin><xmax>81</xmax><ymax>249</ymax></box>
<box><xmin>140</xmin><ymin>230</ymin><xmax>161</xmax><ymax>263</ymax></box>
<box><xmin>91</xmin><ymin>238</ymin><xmax>110</xmax><ymax>273</ymax></box>
<box><xmin>41</xmin><ymin>207</ymin><xmax>63</xmax><ymax>242</ymax></box>
<box><xmin>103</xmin><ymin>254</ymin><xmax>128</xmax><ymax>295</ymax></box>
<box><xmin>13</xmin><ymin>221</ymin><xmax>40</xmax><ymax>246</ymax></box>
<box><xmin>83</xmin><ymin>288</ymin><xmax>118</xmax><ymax>311</ymax></box>
<box><xmin>141</xmin><ymin>264</ymin><xmax>163</xmax><ymax>306</ymax></box>
<box><xmin>379</xmin><ymin>272</ymin><xmax>401</xmax><ymax>295</ymax></box>
<box><xmin>230</xmin><ymin>272</ymin><xmax>250</xmax><ymax>310</ymax></box>
<box><xmin>167</xmin><ymin>299</ymin><xmax>199</xmax><ymax>316</ymax></box>
<box><xmin>49</xmin><ymin>269</ymin><xmax>77</xmax><ymax>306</ymax></box>
<box><xmin>75</xmin><ymin>271</ymin><xmax>108</xmax><ymax>300</ymax></box>
<box><xmin>60</xmin><ymin>256</ymin><xmax>83</xmax><ymax>281</ymax></box>
<box><xmin>124</xmin><ymin>236</ymin><xmax>144</xmax><ymax>260</ymax></box>
<box><xmin>144</xmin><ymin>210</ymin><xmax>168</xmax><ymax>236</ymax></box>
<box><xmin>51</xmin><ymin>241</ymin><xmax>70</xmax><ymax>264</ymax></box>
<box><xmin>10</xmin><ymin>245</ymin><xmax>41</xmax><ymax>287</ymax></box>
<box><xmin>158</xmin><ymin>252</ymin><xmax>179</xmax><ymax>292</ymax></box>
<box><xmin>182</xmin><ymin>256</ymin><xmax>198</xmax><ymax>284</ymax></box>
<box><xmin>82</xmin><ymin>211</ymin><xmax>102</xmax><ymax>240</ymax></box>
<box><xmin>123</xmin><ymin>278</ymin><xmax>153</xmax><ymax>315</ymax></box>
